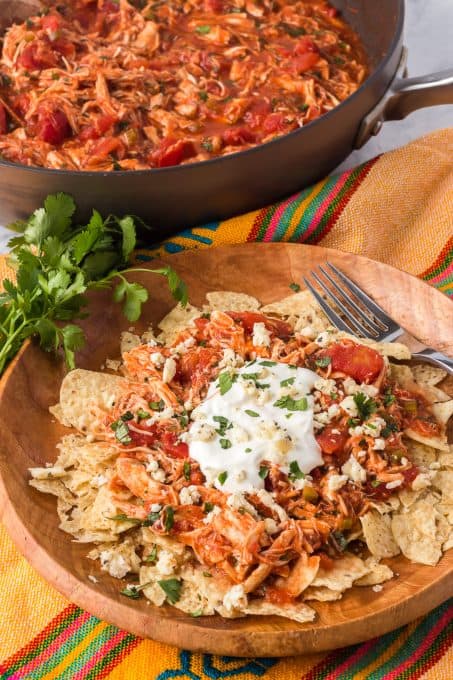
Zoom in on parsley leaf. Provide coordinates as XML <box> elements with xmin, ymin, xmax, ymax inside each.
<box><xmin>245</xmin><ymin>409</ymin><xmax>259</xmax><ymax>417</ymax></box>
<box><xmin>213</xmin><ymin>415</ymin><xmax>232</xmax><ymax>436</ymax></box>
<box><xmin>144</xmin><ymin>545</ymin><xmax>158</xmax><ymax>563</ymax></box>
<box><xmin>219</xmin><ymin>438</ymin><xmax>232</xmax><ymax>449</ymax></box>
<box><xmin>183</xmin><ymin>461</ymin><xmax>191</xmax><ymax>480</ymax></box>
<box><xmin>218</xmin><ymin>471</ymin><xmax>228</xmax><ymax>485</ymax></box>
<box><xmin>217</xmin><ymin>371</ymin><xmax>237</xmax><ymax>395</ymax></box>
<box><xmin>315</xmin><ymin>356</ymin><xmax>331</xmax><ymax>368</ymax></box>
<box><xmin>259</xmin><ymin>465</ymin><xmax>269</xmax><ymax>479</ymax></box>
<box><xmin>289</xmin><ymin>282</ymin><xmax>301</xmax><ymax>292</ymax></box>
<box><xmin>195</xmin><ymin>25</ymin><xmax>211</xmax><ymax>34</ymax></box>
<box><xmin>273</xmin><ymin>395</ymin><xmax>308</xmax><ymax>411</ymax></box>
<box><xmin>121</xmin><ymin>581</ymin><xmax>154</xmax><ymax>599</ymax></box>
<box><xmin>353</xmin><ymin>392</ymin><xmax>377</xmax><ymax>420</ymax></box>
<box><xmin>111</xmin><ymin>419</ymin><xmax>132</xmax><ymax>445</ymax></box>
<box><xmin>158</xmin><ymin>578</ymin><xmax>182</xmax><ymax>604</ymax></box>
<box><xmin>280</xmin><ymin>377</ymin><xmax>295</xmax><ymax>387</ymax></box>
<box><xmin>288</xmin><ymin>460</ymin><xmax>305</xmax><ymax>481</ymax></box>
<box><xmin>163</xmin><ymin>506</ymin><xmax>174</xmax><ymax>532</ymax></box>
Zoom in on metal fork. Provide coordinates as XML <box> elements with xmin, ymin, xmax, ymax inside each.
<box><xmin>303</xmin><ymin>262</ymin><xmax>453</xmax><ymax>374</ymax></box>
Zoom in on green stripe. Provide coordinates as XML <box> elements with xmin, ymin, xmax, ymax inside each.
<box><xmin>83</xmin><ymin>634</ymin><xmax>138</xmax><ymax>680</ymax></box>
<box><xmin>52</xmin><ymin>624</ymin><xmax>122</xmax><ymax>680</ymax></box>
<box><xmin>2</xmin><ymin>608</ymin><xmax>82</xmax><ymax>678</ymax></box>
<box><xmin>271</xmin><ymin>187</ymin><xmax>314</xmax><ymax>242</ymax></box>
<box><xmin>255</xmin><ymin>205</ymin><xmax>277</xmax><ymax>241</ymax></box>
<box><xmin>305</xmin><ymin>166</ymin><xmax>363</xmax><ymax>244</ymax></box>
<box><xmin>423</xmin><ymin>247</ymin><xmax>453</xmax><ymax>281</ymax></box>
<box><xmin>367</xmin><ymin>601</ymin><xmax>451</xmax><ymax>680</ymax></box>
<box><xmin>22</xmin><ymin>615</ymin><xmax>101</xmax><ymax>679</ymax></box>
<box><xmin>396</xmin><ymin>607</ymin><xmax>452</xmax><ymax>680</ymax></box>
<box><xmin>291</xmin><ymin>175</ymin><xmax>339</xmax><ymax>242</ymax></box>
<box><xmin>330</xmin><ymin>625</ymin><xmax>404</xmax><ymax>680</ymax></box>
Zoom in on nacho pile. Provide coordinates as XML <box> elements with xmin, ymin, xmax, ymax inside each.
<box><xmin>30</xmin><ymin>289</ymin><xmax>452</xmax><ymax>622</ymax></box>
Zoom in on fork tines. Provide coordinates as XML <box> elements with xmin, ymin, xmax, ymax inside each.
<box><xmin>303</xmin><ymin>263</ymin><xmax>399</xmax><ymax>341</ymax></box>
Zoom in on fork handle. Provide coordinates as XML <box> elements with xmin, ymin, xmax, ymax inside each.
<box><xmin>411</xmin><ymin>349</ymin><xmax>453</xmax><ymax>375</ymax></box>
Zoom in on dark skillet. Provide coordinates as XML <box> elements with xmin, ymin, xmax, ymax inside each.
<box><xmin>0</xmin><ymin>0</ymin><xmax>452</xmax><ymax>234</ymax></box>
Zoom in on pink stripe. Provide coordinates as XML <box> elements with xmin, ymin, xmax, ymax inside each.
<box><xmin>70</xmin><ymin>630</ymin><xmax>128</xmax><ymax>680</ymax></box>
<box><xmin>425</xmin><ymin>260</ymin><xmax>453</xmax><ymax>285</ymax></box>
<box><xmin>321</xmin><ymin>638</ymin><xmax>377</xmax><ymax>680</ymax></box>
<box><xmin>302</xmin><ymin>172</ymin><xmax>350</xmax><ymax>240</ymax></box>
<box><xmin>262</xmin><ymin>193</ymin><xmax>298</xmax><ymax>242</ymax></box>
<box><xmin>9</xmin><ymin>612</ymin><xmax>92</xmax><ymax>677</ymax></box>
<box><xmin>382</xmin><ymin>607</ymin><xmax>452</xmax><ymax>680</ymax></box>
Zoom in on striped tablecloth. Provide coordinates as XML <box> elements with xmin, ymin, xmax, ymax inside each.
<box><xmin>1</xmin><ymin>128</ymin><xmax>452</xmax><ymax>679</ymax></box>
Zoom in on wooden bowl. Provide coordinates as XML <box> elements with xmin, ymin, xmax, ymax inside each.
<box><xmin>0</xmin><ymin>243</ymin><xmax>451</xmax><ymax>657</ymax></box>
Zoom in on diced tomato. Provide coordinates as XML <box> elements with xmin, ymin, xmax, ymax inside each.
<box><xmin>0</xmin><ymin>104</ymin><xmax>7</xmax><ymax>135</ymax></box>
<box><xmin>189</xmin><ymin>468</ymin><xmax>205</xmax><ymax>485</ymax></box>
<box><xmin>18</xmin><ymin>42</ymin><xmax>58</xmax><ymax>70</ymax></box>
<box><xmin>102</xmin><ymin>0</ymin><xmax>121</xmax><ymax>13</ymax></box>
<box><xmin>243</xmin><ymin>100</ymin><xmax>272</xmax><ymax>130</ymax></box>
<box><xmin>228</xmin><ymin>311</ymin><xmax>292</xmax><ymax>340</ymax></box>
<box><xmin>152</xmin><ymin>138</ymin><xmax>196</xmax><ymax>168</ymax></box>
<box><xmin>294</xmin><ymin>37</ymin><xmax>319</xmax><ymax>56</ymax></box>
<box><xmin>90</xmin><ymin>136</ymin><xmax>125</xmax><ymax>159</ymax></box>
<box><xmin>316</xmin><ymin>425</ymin><xmax>349</xmax><ymax>455</ymax></box>
<box><xmin>13</xmin><ymin>93</ymin><xmax>30</xmax><ymax>117</ymax></box>
<box><xmin>290</xmin><ymin>52</ymin><xmax>320</xmax><ymax>74</ymax></box>
<box><xmin>263</xmin><ymin>112</ymin><xmax>286</xmax><ymax>134</ymax></box>
<box><xmin>175</xmin><ymin>347</ymin><xmax>220</xmax><ymax>386</ymax></box>
<box><xmin>36</xmin><ymin>108</ymin><xmax>71</xmax><ymax>145</ymax></box>
<box><xmin>222</xmin><ymin>126</ymin><xmax>256</xmax><ymax>146</ymax></box>
<box><xmin>52</xmin><ymin>38</ymin><xmax>75</xmax><ymax>59</ymax></box>
<box><xmin>41</xmin><ymin>14</ymin><xmax>61</xmax><ymax>39</ymax></box>
<box><xmin>321</xmin><ymin>341</ymin><xmax>384</xmax><ymax>383</ymax></box>
<box><xmin>318</xmin><ymin>552</ymin><xmax>334</xmax><ymax>570</ymax></box>
<box><xmin>80</xmin><ymin>114</ymin><xmax>117</xmax><ymax>141</ymax></box>
<box><xmin>324</xmin><ymin>7</ymin><xmax>339</xmax><ymax>18</ymax></box>
<box><xmin>204</xmin><ymin>0</ymin><xmax>223</xmax><ymax>12</ymax></box>
<box><xmin>402</xmin><ymin>465</ymin><xmax>419</xmax><ymax>486</ymax></box>
<box><xmin>160</xmin><ymin>431</ymin><xmax>189</xmax><ymax>459</ymax></box>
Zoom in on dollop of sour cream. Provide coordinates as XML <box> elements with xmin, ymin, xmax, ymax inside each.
<box><xmin>185</xmin><ymin>361</ymin><xmax>323</xmax><ymax>492</ymax></box>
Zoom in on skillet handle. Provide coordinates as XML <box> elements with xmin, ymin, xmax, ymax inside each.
<box><xmin>355</xmin><ymin>48</ymin><xmax>453</xmax><ymax>148</ymax></box>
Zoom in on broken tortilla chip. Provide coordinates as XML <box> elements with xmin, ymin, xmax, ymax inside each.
<box><xmin>360</xmin><ymin>510</ymin><xmax>400</xmax><ymax>559</ymax></box>
<box><xmin>206</xmin><ymin>291</ymin><xmax>260</xmax><ymax>312</ymax></box>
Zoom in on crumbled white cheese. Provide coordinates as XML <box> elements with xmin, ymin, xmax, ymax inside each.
<box><xmin>342</xmin><ymin>455</ymin><xmax>367</xmax><ymax>484</ymax></box>
<box><xmin>173</xmin><ymin>337</ymin><xmax>196</xmax><ymax>353</ymax></box>
<box><xmin>363</xmin><ymin>417</ymin><xmax>386</xmax><ymax>437</ymax></box>
<box><xmin>99</xmin><ymin>551</ymin><xmax>129</xmax><ymax>579</ymax></box>
<box><xmin>252</xmin><ymin>322</ymin><xmax>271</xmax><ymax>347</ymax></box>
<box><xmin>226</xmin><ymin>492</ymin><xmax>259</xmax><ymax>519</ymax></box>
<box><xmin>88</xmin><ymin>574</ymin><xmax>99</xmax><ymax>584</ymax></box>
<box><xmin>264</xmin><ymin>518</ymin><xmax>279</xmax><ymax>534</ymax></box>
<box><xmin>230</xmin><ymin>425</ymin><xmax>250</xmax><ymax>445</ymax></box>
<box><xmin>361</xmin><ymin>384</ymin><xmax>379</xmax><ymax>397</ymax></box>
<box><xmin>327</xmin><ymin>404</ymin><xmax>340</xmax><ymax>418</ymax></box>
<box><xmin>29</xmin><ymin>466</ymin><xmax>66</xmax><ymax>479</ymax></box>
<box><xmin>339</xmin><ymin>396</ymin><xmax>359</xmax><ymax>417</ymax></box>
<box><xmin>256</xmin><ymin>489</ymin><xmax>288</xmax><ymax>523</ymax></box>
<box><xmin>152</xmin><ymin>468</ymin><xmax>166</xmax><ymax>483</ymax></box>
<box><xmin>235</xmin><ymin>470</ymin><xmax>247</xmax><ymax>483</ymax></box>
<box><xmin>150</xmin><ymin>352</ymin><xmax>165</xmax><ymax>367</ymax></box>
<box><xmin>315</xmin><ymin>331</ymin><xmax>331</xmax><ymax>347</ymax></box>
<box><xmin>145</xmin><ymin>459</ymin><xmax>159</xmax><ymax>473</ymax></box>
<box><xmin>328</xmin><ymin>474</ymin><xmax>348</xmax><ymax>493</ymax></box>
<box><xmin>156</xmin><ymin>549</ymin><xmax>178</xmax><ymax>576</ymax></box>
<box><xmin>203</xmin><ymin>505</ymin><xmax>222</xmax><ymax>524</ymax></box>
<box><xmin>179</xmin><ymin>485</ymin><xmax>201</xmax><ymax>505</ymax></box>
<box><xmin>223</xmin><ymin>584</ymin><xmax>247</xmax><ymax>612</ymax></box>
<box><xmin>300</xmin><ymin>325</ymin><xmax>316</xmax><ymax>339</ymax></box>
<box><xmin>219</xmin><ymin>348</ymin><xmax>244</xmax><ymax>369</ymax></box>
<box><xmin>373</xmin><ymin>438</ymin><xmax>386</xmax><ymax>451</ymax></box>
<box><xmin>429</xmin><ymin>461</ymin><xmax>441</xmax><ymax>470</ymax></box>
<box><xmin>314</xmin><ymin>378</ymin><xmax>336</xmax><ymax>395</ymax></box>
<box><xmin>189</xmin><ymin>421</ymin><xmax>216</xmax><ymax>442</ymax></box>
<box><xmin>343</xmin><ymin>377</ymin><xmax>359</xmax><ymax>395</ymax></box>
<box><xmin>372</xmin><ymin>584</ymin><xmax>383</xmax><ymax>593</ymax></box>
<box><xmin>385</xmin><ymin>479</ymin><xmax>402</xmax><ymax>490</ymax></box>
<box><xmin>105</xmin><ymin>358</ymin><xmax>121</xmax><ymax>371</ymax></box>
<box><xmin>91</xmin><ymin>473</ymin><xmax>108</xmax><ymax>488</ymax></box>
<box><xmin>150</xmin><ymin>503</ymin><xmax>162</xmax><ymax>513</ymax></box>
<box><xmin>349</xmin><ymin>425</ymin><xmax>364</xmax><ymax>436</ymax></box>
<box><xmin>162</xmin><ymin>357</ymin><xmax>177</xmax><ymax>383</ymax></box>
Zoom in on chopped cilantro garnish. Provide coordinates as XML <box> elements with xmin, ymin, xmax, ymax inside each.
<box><xmin>213</xmin><ymin>415</ymin><xmax>232</xmax><ymax>436</ymax></box>
<box><xmin>280</xmin><ymin>23</ymin><xmax>306</xmax><ymax>37</ymax></box>
<box><xmin>121</xmin><ymin>581</ymin><xmax>153</xmax><ymax>599</ymax></box>
<box><xmin>245</xmin><ymin>447</ymin><xmax>252</xmax><ymax>453</ymax></box>
<box><xmin>203</xmin><ymin>502</ymin><xmax>214</xmax><ymax>513</ymax></box>
<box><xmin>274</xmin><ymin>395</ymin><xmax>308</xmax><ymax>411</ymax></box>
<box><xmin>120</xmin><ymin>410</ymin><xmax>134</xmax><ymax>421</ymax></box>
<box><xmin>242</xmin><ymin>372</ymin><xmax>259</xmax><ymax>381</ymax></box>
<box><xmin>195</xmin><ymin>24</ymin><xmax>211</xmax><ymax>34</ymax></box>
<box><xmin>142</xmin><ymin>510</ymin><xmax>161</xmax><ymax>526</ymax></box>
<box><xmin>353</xmin><ymin>392</ymin><xmax>377</xmax><ymax>420</ymax></box>
<box><xmin>198</xmin><ymin>91</ymin><xmax>208</xmax><ymax>101</ymax></box>
<box><xmin>201</xmin><ymin>139</ymin><xmax>213</xmax><ymax>152</ymax></box>
<box><xmin>259</xmin><ymin>360</ymin><xmax>277</xmax><ymax>367</ymax></box>
<box><xmin>245</xmin><ymin>409</ymin><xmax>259</xmax><ymax>417</ymax></box>
<box><xmin>110</xmin><ymin>420</ymin><xmax>132</xmax><ymax>445</ymax></box>
<box><xmin>331</xmin><ymin>531</ymin><xmax>347</xmax><ymax>552</ymax></box>
<box><xmin>289</xmin><ymin>282</ymin><xmax>301</xmax><ymax>292</ymax></box>
<box><xmin>218</xmin><ymin>371</ymin><xmax>237</xmax><ymax>395</ymax></box>
<box><xmin>178</xmin><ymin>411</ymin><xmax>189</xmax><ymax>427</ymax></box>
<box><xmin>218</xmin><ymin>471</ymin><xmax>228</xmax><ymax>485</ymax></box>
<box><xmin>315</xmin><ymin>356</ymin><xmax>331</xmax><ymax>368</ymax></box>
<box><xmin>137</xmin><ymin>409</ymin><xmax>150</xmax><ymax>421</ymax></box>
<box><xmin>183</xmin><ymin>461</ymin><xmax>191</xmax><ymax>480</ymax></box>
<box><xmin>144</xmin><ymin>545</ymin><xmax>158</xmax><ymax>564</ymax></box>
<box><xmin>219</xmin><ymin>438</ymin><xmax>232</xmax><ymax>449</ymax></box>
<box><xmin>190</xmin><ymin>609</ymin><xmax>203</xmax><ymax>617</ymax></box>
<box><xmin>280</xmin><ymin>377</ymin><xmax>295</xmax><ymax>387</ymax></box>
<box><xmin>288</xmin><ymin>460</ymin><xmax>305</xmax><ymax>481</ymax></box>
<box><xmin>259</xmin><ymin>466</ymin><xmax>269</xmax><ymax>479</ymax></box>
<box><xmin>163</xmin><ymin>506</ymin><xmax>174</xmax><ymax>532</ymax></box>
<box><xmin>371</xmin><ymin>479</ymin><xmax>382</xmax><ymax>488</ymax></box>
<box><xmin>158</xmin><ymin>578</ymin><xmax>182</xmax><ymax>604</ymax></box>
<box><xmin>383</xmin><ymin>392</ymin><xmax>396</xmax><ymax>406</ymax></box>
<box><xmin>202</xmin><ymin>571</ymin><xmax>212</xmax><ymax>577</ymax></box>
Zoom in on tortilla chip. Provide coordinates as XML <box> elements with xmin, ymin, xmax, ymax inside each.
<box><xmin>244</xmin><ymin>599</ymin><xmax>316</xmax><ymax>623</ymax></box>
<box><xmin>354</xmin><ymin>558</ymin><xmax>393</xmax><ymax>586</ymax></box>
<box><xmin>304</xmin><ymin>586</ymin><xmax>343</xmax><ymax>601</ymax></box>
<box><xmin>405</xmin><ymin>428</ymin><xmax>449</xmax><ymax>453</ymax></box>
<box><xmin>371</xmin><ymin>497</ymin><xmax>401</xmax><ymax>515</ymax></box>
<box><xmin>405</xmin><ymin>441</ymin><xmax>438</xmax><ymax>468</ymax></box>
<box><xmin>261</xmin><ymin>291</ymin><xmax>329</xmax><ymax>335</ymax></box>
<box><xmin>311</xmin><ymin>553</ymin><xmax>368</xmax><ymax>592</ymax></box>
<box><xmin>157</xmin><ymin>303</ymin><xmax>201</xmax><ymax>344</ymax></box>
<box><xmin>411</xmin><ymin>364</ymin><xmax>447</xmax><ymax>386</ymax></box>
<box><xmin>120</xmin><ymin>331</ymin><xmax>141</xmax><ymax>355</ymax></box>
<box><xmin>438</xmin><ymin>450</ymin><xmax>453</xmax><ymax>468</ymax></box>
<box><xmin>206</xmin><ymin>291</ymin><xmax>260</xmax><ymax>312</ymax></box>
<box><xmin>337</xmin><ymin>333</ymin><xmax>411</xmax><ymax>360</ymax></box>
<box><xmin>391</xmin><ymin>497</ymin><xmax>443</xmax><ymax>566</ymax></box>
<box><xmin>56</xmin><ymin>369</ymin><xmax>127</xmax><ymax>433</ymax></box>
<box><xmin>360</xmin><ymin>510</ymin><xmax>400</xmax><ymax>559</ymax></box>
<box><xmin>431</xmin><ymin>470</ymin><xmax>453</xmax><ymax>499</ymax></box>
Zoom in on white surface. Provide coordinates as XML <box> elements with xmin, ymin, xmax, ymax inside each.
<box><xmin>0</xmin><ymin>0</ymin><xmax>451</xmax><ymax>250</ymax></box>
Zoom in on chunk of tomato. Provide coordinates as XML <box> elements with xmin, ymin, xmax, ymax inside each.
<box><xmin>152</xmin><ymin>138</ymin><xmax>196</xmax><ymax>168</ymax></box>
<box><xmin>228</xmin><ymin>311</ymin><xmax>292</xmax><ymax>339</ymax></box>
<box><xmin>294</xmin><ymin>37</ymin><xmax>319</xmax><ymax>56</ymax></box>
<box><xmin>80</xmin><ymin>114</ymin><xmax>117</xmax><ymax>141</ymax></box>
<box><xmin>37</xmin><ymin>108</ymin><xmax>71</xmax><ymax>145</ymax></box>
<box><xmin>160</xmin><ymin>431</ymin><xmax>189</xmax><ymax>459</ymax></box>
<box><xmin>263</xmin><ymin>112</ymin><xmax>287</xmax><ymax>134</ymax></box>
<box><xmin>291</xmin><ymin>52</ymin><xmax>320</xmax><ymax>74</ymax></box>
<box><xmin>316</xmin><ymin>425</ymin><xmax>349</xmax><ymax>455</ymax></box>
<box><xmin>18</xmin><ymin>42</ymin><xmax>58</xmax><ymax>70</ymax></box>
<box><xmin>322</xmin><ymin>341</ymin><xmax>384</xmax><ymax>383</ymax></box>
<box><xmin>222</xmin><ymin>126</ymin><xmax>256</xmax><ymax>146</ymax></box>
<box><xmin>204</xmin><ymin>0</ymin><xmax>223</xmax><ymax>11</ymax></box>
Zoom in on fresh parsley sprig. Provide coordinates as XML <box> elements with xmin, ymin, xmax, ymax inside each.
<box><xmin>0</xmin><ymin>193</ymin><xmax>188</xmax><ymax>374</ymax></box>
